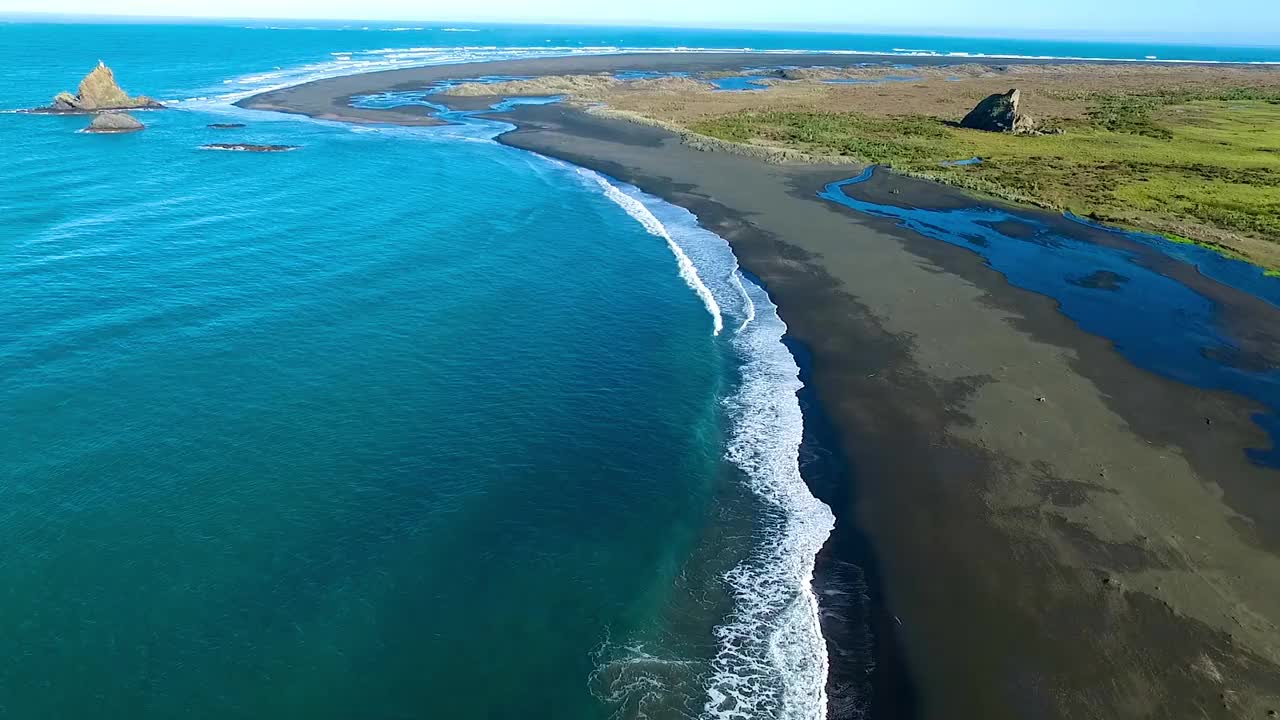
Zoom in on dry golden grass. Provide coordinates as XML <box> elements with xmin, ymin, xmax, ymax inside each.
<box><xmin>446</xmin><ymin>63</ymin><xmax>1280</xmax><ymax>269</ymax></box>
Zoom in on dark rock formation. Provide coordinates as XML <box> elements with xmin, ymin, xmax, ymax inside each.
<box><xmin>200</xmin><ymin>143</ymin><xmax>300</xmax><ymax>152</ymax></box>
<box><xmin>45</xmin><ymin>62</ymin><xmax>164</xmax><ymax>112</ymax></box>
<box><xmin>84</xmin><ymin>112</ymin><xmax>144</xmax><ymax>133</ymax></box>
<box><xmin>207</xmin><ymin>123</ymin><xmax>247</xmax><ymax>129</ymax></box>
<box><xmin>960</xmin><ymin>88</ymin><xmax>1037</xmax><ymax>134</ymax></box>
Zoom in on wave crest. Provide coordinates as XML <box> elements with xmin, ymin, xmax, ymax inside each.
<box><xmin>578</xmin><ymin>168</ymin><xmax>724</xmax><ymax>336</ymax></box>
<box><xmin>574</xmin><ymin>169</ymin><xmax>835</xmax><ymax>720</ymax></box>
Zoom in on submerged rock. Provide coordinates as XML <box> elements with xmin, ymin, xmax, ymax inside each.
<box><xmin>201</xmin><ymin>143</ymin><xmax>299</xmax><ymax>152</ymax></box>
<box><xmin>960</xmin><ymin>88</ymin><xmax>1037</xmax><ymax>134</ymax></box>
<box><xmin>84</xmin><ymin>112</ymin><xmax>144</xmax><ymax>133</ymax></box>
<box><xmin>207</xmin><ymin>123</ymin><xmax>247</xmax><ymax>129</ymax></box>
<box><xmin>46</xmin><ymin>61</ymin><xmax>164</xmax><ymax>112</ymax></box>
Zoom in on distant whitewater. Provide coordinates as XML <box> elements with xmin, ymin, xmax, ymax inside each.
<box><xmin>160</xmin><ymin>30</ymin><xmax>1279</xmax><ymax>108</ymax></box>
<box><xmin>4</xmin><ymin>19</ymin><xmax>1276</xmax><ymax>720</ymax></box>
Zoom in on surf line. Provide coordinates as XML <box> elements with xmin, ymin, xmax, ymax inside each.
<box><xmin>241</xmin><ymin>81</ymin><xmax>836</xmax><ymax>714</ymax></box>
<box><xmin>577</xmin><ymin>167</ymin><xmax>726</xmax><ymax>336</ymax></box>
<box><xmin>571</xmin><ymin>166</ymin><xmax>834</xmax><ymax>720</ymax></box>
<box><xmin>554</xmin><ymin>159</ymin><xmax>833</xmax><ymax>719</ymax></box>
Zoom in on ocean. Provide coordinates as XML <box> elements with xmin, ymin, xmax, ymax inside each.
<box><xmin>1</xmin><ymin>19</ymin><xmax>1277</xmax><ymax>720</ymax></box>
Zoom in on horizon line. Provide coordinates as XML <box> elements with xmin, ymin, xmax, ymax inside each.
<box><xmin>3</xmin><ymin>12</ymin><xmax>1280</xmax><ymax>47</ymax></box>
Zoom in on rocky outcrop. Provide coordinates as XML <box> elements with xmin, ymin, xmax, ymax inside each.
<box><xmin>960</xmin><ymin>88</ymin><xmax>1037</xmax><ymax>134</ymax></box>
<box><xmin>200</xmin><ymin>143</ymin><xmax>299</xmax><ymax>152</ymax></box>
<box><xmin>46</xmin><ymin>62</ymin><xmax>164</xmax><ymax>112</ymax></box>
<box><xmin>84</xmin><ymin>112</ymin><xmax>144</xmax><ymax>133</ymax></box>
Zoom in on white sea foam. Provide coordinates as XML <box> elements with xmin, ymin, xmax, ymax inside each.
<box><xmin>181</xmin><ymin>46</ymin><xmax>641</xmax><ymax>106</ymax></box>
<box><xmin>708</xmin><ymin>276</ymin><xmax>835</xmax><ymax>719</ymax></box>
<box><xmin>589</xmin><ymin>632</ymin><xmax>704</xmax><ymax>718</ymax></box>
<box><xmin>732</xmin><ymin>273</ymin><xmax>757</xmax><ymax>333</ymax></box>
<box><xmin>179</xmin><ymin>39</ymin><xmax>1278</xmax><ymax>111</ymax></box>
<box><xmin>191</xmin><ymin>36</ymin><xmax>1262</xmax><ymax>717</ymax></box>
<box><xmin>568</xmin><ymin>168</ymin><xmax>835</xmax><ymax>720</ymax></box>
<box><xmin>576</xmin><ymin>168</ymin><xmax>724</xmax><ymax>336</ymax></box>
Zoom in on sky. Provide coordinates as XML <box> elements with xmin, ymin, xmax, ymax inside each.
<box><xmin>2</xmin><ymin>0</ymin><xmax>1279</xmax><ymax>41</ymax></box>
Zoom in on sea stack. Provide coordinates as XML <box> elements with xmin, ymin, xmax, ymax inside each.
<box><xmin>84</xmin><ymin>113</ymin><xmax>144</xmax><ymax>133</ymax></box>
<box><xmin>48</xmin><ymin>61</ymin><xmax>164</xmax><ymax>112</ymax></box>
<box><xmin>200</xmin><ymin>143</ymin><xmax>300</xmax><ymax>152</ymax></box>
<box><xmin>960</xmin><ymin>88</ymin><xmax>1037</xmax><ymax>134</ymax></box>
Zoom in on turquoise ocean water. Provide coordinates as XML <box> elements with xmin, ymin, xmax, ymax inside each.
<box><xmin>2</xmin><ymin>20</ymin><xmax>1278</xmax><ymax>720</ymax></box>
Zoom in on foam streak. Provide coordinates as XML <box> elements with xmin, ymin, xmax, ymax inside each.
<box><xmin>706</xmin><ymin>276</ymin><xmax>835</xmax><ymax>720</ymax></box>
<box><xmin>579</xmin><ymin>169</ymin><xmax>724</xmax><ymax>336</ymax></box>
<box><xmin>571</xmin><ymin>166</ymin><xmax>836</xmax><ymax>720</ymax></box>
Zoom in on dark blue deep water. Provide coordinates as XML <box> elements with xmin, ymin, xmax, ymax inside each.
<box><xmin>1</xmin><ymin>19</ymin><xmax>1277</xmax><ymax>720</ymax></box>
<box><xmin>0</xmin><ymin>21</ymin><xmax>848</xmax><ymax>720</ymax></box>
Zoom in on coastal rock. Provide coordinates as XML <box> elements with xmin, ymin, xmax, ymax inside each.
<box><xmin>47</xmin><ymin>61</ymin><xmax>164</xmax><ymax>112</ymax></box>
<box><xmin>960</xmin><ymin>88</ymin><xmax>1037</xmax><ymax>134</ymax></box>
<box><xmin>84</xmin><ymin>112</ymin><xmax>144</xmax><ymax>133</ymax></box>
<box><xmin>200</xmin><ymin>143</ymin><xmax>299</xmax><ymax>152</ymax></box>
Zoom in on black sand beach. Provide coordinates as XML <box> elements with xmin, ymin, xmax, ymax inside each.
<box><xmin>239</xmin><ymin>54</ymin><xmax>1280</xmax><ymax>719</ymax></box>
<box><xmin>237</xmin><ymin>51</ymin><xmax>1123</xmax><ymax>126</ymax></box>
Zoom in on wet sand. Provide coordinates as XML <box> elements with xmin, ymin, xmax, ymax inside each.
<box><xmin>240</xmin><ymin>55</ymin><xmax>1280</xmax><ymax>719</ymax></box>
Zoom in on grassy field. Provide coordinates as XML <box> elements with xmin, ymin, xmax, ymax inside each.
<box><xmin>688</xmin><ymin>93</ymin><xmax>1280</xmax><ymax>270</ymax></box>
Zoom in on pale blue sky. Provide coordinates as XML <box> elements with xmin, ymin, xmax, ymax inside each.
<box><xmin>3</xmin><ymin>0</ymin><xmax>1279</xmax><ymax>39</ymax></box>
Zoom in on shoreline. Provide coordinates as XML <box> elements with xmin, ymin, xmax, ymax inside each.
<box><xmin>238</xmin><ymin>53</ymin><xmax>1280</xmax><ymax>719</ymax></box>
<box><xmin>576</xmin><ymin>167</ymin><xmax>840</xmax><ymax>718</ymax></box>
<box><xmin>780</xmin><ymin>324</ymin><xmax>918</xmax><ymax>719</ymax></box>
<box><xmin>485</xmin><ymin>103</ymin><xmax>1280</xmax><ymax>718</ymax></box>
<box><xmin>235</xmin><ymin>50</ymin><xmax>1280</xmax><ymax>275</ymax></box>
<box><xmin>232</xmin><ymin>49</ymin><xmax>1244</xmax><ymax>123</ymax></box>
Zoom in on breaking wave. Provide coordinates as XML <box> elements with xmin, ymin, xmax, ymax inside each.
<box><xmin>213</xmin><ymin>46</ymin><xmax>842</xmax><ymax>717</ymax></box>
<box><xmin>573</xmin><ymin>169</ymin><xmax>836</xmax><ymax>720</ymax></box>
<box><xmin>576</xmin><ymin>169</ymin><xmax>724</xmax><ymax>336</ymax></box>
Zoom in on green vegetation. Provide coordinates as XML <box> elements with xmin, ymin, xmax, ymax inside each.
<box><xmin>688</xmin><ymin>95</ymin><xmax>1280</xmax><ymax>270</ymax></box>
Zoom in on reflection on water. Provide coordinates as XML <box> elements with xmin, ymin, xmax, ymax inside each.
<box><xmin>820</xmin><ymin>167</ymin><xmax>1280</xmax><ymax>466</ymax></box>
<box><xmin>709</xmin><ymin>75</ymin><xmax>774</xmax><ymax>91</ymax></box>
